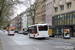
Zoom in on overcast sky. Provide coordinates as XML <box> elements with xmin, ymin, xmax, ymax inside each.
<box><xmin>11</xmin><ymin>0</ymin><xmax>35</xmax><ymax>19</ymax></box>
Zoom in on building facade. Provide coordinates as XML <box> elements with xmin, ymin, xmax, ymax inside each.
<box><xmin>21</xmin><ymin>12</ymin><xmax>26</xmax><ymax>30</ymax></box>
<box><xmin>11</xmin><ymin>16</ymin><xmax>19</xmax><ymax>31</ymax></box>
<box><xmin>14</xmin><ymin>17</ymin><xmax>18</xmax><ymax>31</ymax></box>
<box><xmin>42</xmin><ymin>0</ymin><xmax>46</xmax><ymax>23</ymax></box>
<box><xmin>31</xmin><ymin>4</ymin><xmax>35</xmax><ymax>24</ymax></box>
<box><xmin>26</xmin><ymin>8</ymin><xmax>33</xmax><ymax>26</ymax></box>
<box><xmin>17</xmin><ymin>14</ymin><xmax>22</xmax><ymax>31</ymax></box>
<box><xmin>46</xmin><ymin>0</ymin><xmax>52</xmax><ymax>26</ymax></box>
<box><xmin>52</xmin><ymin>0</ymin><xmax>75</xmax><ymax>37</ymax></box>
<box><xmin>35</xmin><ymin>0</ymin><xmax>42</xmax><ymax>24</ymax></box>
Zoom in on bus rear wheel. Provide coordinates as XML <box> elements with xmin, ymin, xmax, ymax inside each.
<box><xmin>29</xmin><ymin>34</ymin><xmax>31</xmax><ymax>38</ymax></box>
<box><xmin>33</xmin><ymin>35</ymin><xmax>35</xmax><ymax>39</ymax></box>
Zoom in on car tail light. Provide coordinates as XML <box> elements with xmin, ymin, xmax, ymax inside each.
<box><xmin>37</xmin><ymin>32</ymin><xmax>39</xmax><ymax>35</ymax></box>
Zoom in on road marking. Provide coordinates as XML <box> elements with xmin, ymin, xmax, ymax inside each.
<box><xmin>33</xmin><ymin>47</ymin><xmax>39</xmax><ymax>50</ymax></box>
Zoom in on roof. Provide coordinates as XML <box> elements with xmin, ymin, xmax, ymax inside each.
<box><xmin>29</xmin><ymin>24</ymin><xmax>48</xmax><ymax>27</ymax></box>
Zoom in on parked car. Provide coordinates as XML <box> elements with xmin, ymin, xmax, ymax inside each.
<box><xmin>23</xmin><ymin>31</ymin><xmax>28</xmax><ymax>35</ymax></box>
<box><xmin>3</xmin><ymin>30</ymin><xmax>8</xmax><ymax>33</ymax></box>
<box><xmin>18</xmin><ymin>30</ymin><xmax>24</xmax><ymax>34</ymax></box>
<box><xmin>15</xmin><ymin>31</ymin><xmax>18</xmax><ymax>33</ymax></box>
<box><xmin>3</xmin><ymin>30</ymin><xmax>7</xmax><ymax>32</ymax></box>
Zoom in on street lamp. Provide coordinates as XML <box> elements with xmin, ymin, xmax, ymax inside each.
<box><xmin>30</xmin><ymin>4</ymin><xmax>35</xmax><ymax>24</ymax></box>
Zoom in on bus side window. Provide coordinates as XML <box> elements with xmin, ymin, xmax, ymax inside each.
<box><xmin>28</xmin><ymin>28</ymin><xmax>30</xmax><ymax>33</ymax></box>
<box><xmin>35</xmin><ymin>26</ymin><xmax>37</xmax><ymax>33</ymax></box>
<box><xmin>33</xmin><ymin>26</ymin><xmax>37</xmax><ymax>34</ymax></box>
<box><xmin>39</xmin><ymin>26</ymin><xmax>42</xmax><ymax>31</ymax></box>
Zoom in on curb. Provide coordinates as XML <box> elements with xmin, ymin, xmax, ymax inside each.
<box><xmin>49</xmin><ymin>37</ymin><xmax>75</xmax><ymax>43</ymax></box>
<box><xmin>0</xmin><ymin>40</ymin><xmax>2</xmax><ymax>50</ymax></box>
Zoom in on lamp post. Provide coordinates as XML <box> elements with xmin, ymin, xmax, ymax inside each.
<box><xmin>31</xmin><ymin>4</ymin><xmax>35</xmax><ymax>24</ymax></box>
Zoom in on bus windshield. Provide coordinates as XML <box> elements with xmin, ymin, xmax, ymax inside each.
<box><xmin>38</xmin><ymin>25</ymin><xmax>48</xmax><ymax>31</ymax></box>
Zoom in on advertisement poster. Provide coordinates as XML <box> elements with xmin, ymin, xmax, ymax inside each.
<box><xmin>64</xmin><ymin>29</ymin><xmax>70</xmax><ymax>36</ymax></box>
<box><xmin>49</xmin><ymin>29</ymin><xmax>52</xmax><ymax>36</ymax></box>
<box><xmin>8</xmin><ymin>26</ymin><xmax>15</xmax><ymax>35</ymax></box>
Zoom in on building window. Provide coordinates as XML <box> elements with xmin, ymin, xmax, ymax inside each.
<box><xmin>73</xmin><ymin>13</ymin><xmax>75</xmax><ymax>24</ymax></box>
<box><xmin>59</xmin><ymin>0</ymin><xmax>61</xmax><ymax>2</ymax></box>
<box><xmin>42</xmin><ymin>15</ymin><xmax>46</xmax><ymax>23</ymax></box>
<box><xmin>50</xmin><ymin>2</ymin><xmax>52</xmax><ymax>8</ymax></box>
<box><xmin>54</xmin><ymin>16</ymin><xmax>58</xmax><ymax>25</ymax></box>
<box><xmin>42</xmin><ymin>0</ymin><xmax>46</xmax><ymax>2</ymax></box>
<box><xmin>55</xmin><ymin>7</ymin><xmax>58</xmax><ymax>12</ymax></box>
<box><xmin>53</xmin><ymin>0</ymin><xmax>55</xmax><ymax>4</ymax></box>
<box><xmin>67</xmin><ymin>3</ymin><xmax>71</xmax><ymax>9</ymax></box>
<box><xmin>58</xmin><ymin>16</ymin><xmax>60</xmax><ymax>25</ymax></box>
<box><xmin>62</xmin><ymin>15</ymin><xmax>65</xmax><ymax>25</ymax></box>
<box><xmin>59</xmin><ymin>16</ymin><xmax>62</xmax><ymax>25</ymax></box>
<box><xmin>60</xmin><ymin>15</ymin><xmax>64</xmax><ymax>25</ymax></box>
<box><xmin>60</xmin><ymin>5</ymin><xmax>64</xmax><ymax>11</ymax></box>
<box><xmin>70</xmin><ymin>14</ymin><xmax>73</xmax><ymax>24</ymax></box>
<box><xmin>65</xmin><ymin>14</ymin><xmax>67</xmax><ymax>25</ymax></box>
<box><xmin>66</xmin><ymin>14</ymin><xmax>69</xmax><ymax>24</ymax></box>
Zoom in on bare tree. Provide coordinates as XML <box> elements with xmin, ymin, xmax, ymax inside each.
<box><xmin>0</xmin><ymin>0</ymin><xmax>23</xmax><ymax>26</ymax></box>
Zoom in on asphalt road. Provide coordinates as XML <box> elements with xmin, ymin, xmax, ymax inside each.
<box><xmin>0</xmin><ymin>31</ymin><xmax>74</xmax><ymax>50</ymax></box>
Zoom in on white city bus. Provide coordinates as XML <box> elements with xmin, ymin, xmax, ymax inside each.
<box><xmin>28</xmin><ymin>24</ymin><xmax>49</xmax><ymax>38</ymax></box>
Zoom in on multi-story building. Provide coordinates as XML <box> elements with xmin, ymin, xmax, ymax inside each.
<box><xmin>42</xmin><ymin>0</ymin><xmax>46</xmax><ymax>23</ymax></box>
<box><xmin>31</xmin><ymin>4</ymin><xmax>35</xmax><ymax>24</ymax></box>
<box><xmin>11</xmin><ymin>16</ymin><xmax>18</xmax><ymax>31</ymax></box>
<box><xmin>21</xmin><ymin>7</ymin><xmax>34</xmax><ymax>30</ymax></box>
<box><xmin>16</xmin><ymin>16</ymin><xmax>20</xmax><ymax>31</ymax></box>
<box><xmin>14</xmin><ymin>17</ymin><xmax>18</xmax><ymax>31</ymax></box>
<box><xmin>21</xmin><ymin>11</ymin><xmax>28</xmax><ymax>30</ymax></box>
<box><xmin>26</xmin><ymin>8</ymin><xmax>33</xmax><ymax>26</ymax></box>
<box><xmin>17</xmin><ymin>14</ymin><xmax>22</xmax><ymax>31</ymax></box>
<box><xmin>35</xmin><ymin>0</ymin><xmax>42</xmax><ymax>24</ymax></box>
<box><xmin>11</xmin><ymin>19</ymin><xmax>15</xmax><ymax>26</ymax></box>
<box><xmin>46</xmin><ymin>0</ymin><xmax>52</xmax><ymax>26</ymax></box>
<box><xmin>52</xmin><ymin>0</ymin><xmax>75</xmax><ymax>37</ymax></box>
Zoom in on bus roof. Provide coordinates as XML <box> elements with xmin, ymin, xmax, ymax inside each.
<box><xmin>28</xmin><ymin>24</ymin><xmax>48</xmax><ymax>27</ymax></box>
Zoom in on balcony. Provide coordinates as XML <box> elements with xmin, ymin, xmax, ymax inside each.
<box><xmin>66</xmin><ymin>0</ymin><xmax>72</xmax><ymax>3</ymax></box>
<box><xmin>59</xmin><ymin>1</ymin><xmax>64</xmax><ymax>6</ymax></box>
<box><xmin>54</xmin><ymin>4</ymin><xmax>58</xmax><ymax>7</ymax></box>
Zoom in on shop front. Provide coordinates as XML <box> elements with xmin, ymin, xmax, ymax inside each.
<box><xmin>54</xmin><ymin>26</ymin><xmax>73</xmax><ymax>38</ymax></box>
<box><xmin>73</xmin><ymin>26</ymin><xmax>75</xmax><ymax>37</ymax></box>
<box><xmin>54</xmin><ymin>26</ymin><xmax>64</xmax><ymax>38</ymax></box>
<box><xmin>53</xmin><ymin>11</ymin><xmax>75</xmax><ymax>37</ymax></box>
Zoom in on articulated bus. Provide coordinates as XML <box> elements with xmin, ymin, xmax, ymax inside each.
<box><xmin>28</xmin><ymin>24</ymin><xmax>49</xmax><ymax>38</ymax></box>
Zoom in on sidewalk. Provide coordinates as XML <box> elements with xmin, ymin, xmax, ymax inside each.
<box><xmin>0</xmin><ymin>40</ymin><xmax>2</xmax><ymax>50</ymax></box>
<box><xmin>50</xmin><ymin>37</ymin><xmax>75</xmax><ymax>43</ymax></box>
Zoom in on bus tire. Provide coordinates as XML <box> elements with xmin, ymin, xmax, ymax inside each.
<box><xmin>29</xmin><ymin>34</ymin><xmax>31</xmax><ymax>38</ymax></box>
<box><xmin>33</xmin><ymin>35</ymin><xmax>35</xmax><ymax>39</ymax></box>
